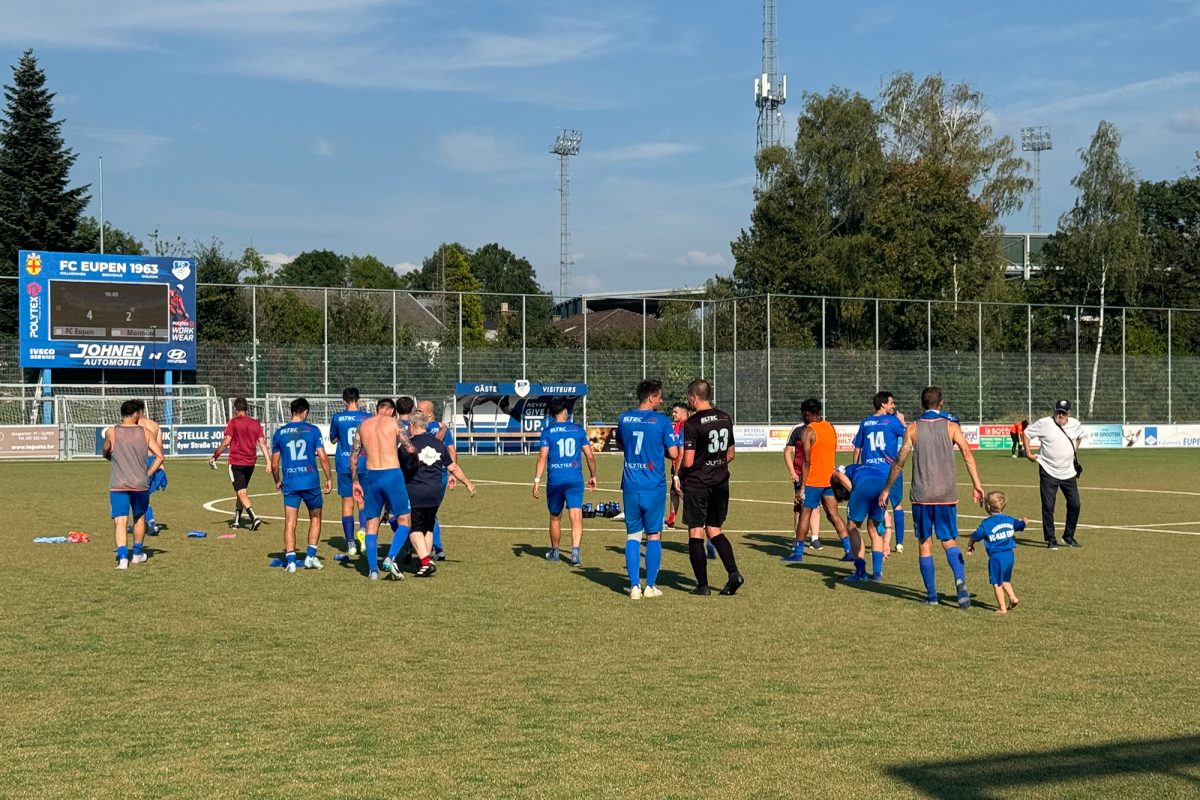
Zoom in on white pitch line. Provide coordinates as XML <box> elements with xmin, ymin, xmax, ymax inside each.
<box><xmin>202</xmin><ymin>489</ymin><xmax>1200</xmax><ymax>538</ymax></box>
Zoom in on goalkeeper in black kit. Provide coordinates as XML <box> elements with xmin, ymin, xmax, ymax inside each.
<box><xmin>678</xmin><ymin>379</ymin><xmax>744</xmax><ymax>596</ymax></box>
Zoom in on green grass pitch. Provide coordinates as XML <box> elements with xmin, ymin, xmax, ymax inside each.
<box><xmin>2</xmin><ymin>450</ymin><xmax>1198</xmax><ymax>798</ymax></box>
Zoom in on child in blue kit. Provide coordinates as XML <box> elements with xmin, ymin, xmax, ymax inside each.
<box><xmin>967</xmin><ymin>491</ymin><xmax>1025</xmax><ymax>615</ymax></box>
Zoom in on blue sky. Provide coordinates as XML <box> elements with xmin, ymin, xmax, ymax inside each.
<box><xmin>4</xmin><ymin>1</ymin><xmax>1199</xmax><ymax>294</ymax></box>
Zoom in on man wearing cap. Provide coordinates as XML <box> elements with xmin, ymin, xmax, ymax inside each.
<box><xmin>1021</xmin><ymin>400</ymin><xmax>1084</xmax><ymax>549</ymax></box>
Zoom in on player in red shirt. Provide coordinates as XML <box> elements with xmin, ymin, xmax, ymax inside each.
<box><xmin>210</xmin><ymin>397</ymin><xmax>272</xmax><ymax>529</ymax></box>
<box><xmin>666</xmin><ymin>402</ymin><xmax>689</xmax><ymax>528</ymax></box>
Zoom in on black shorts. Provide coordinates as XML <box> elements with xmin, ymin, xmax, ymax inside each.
<box><xmin>682</xmin><ymin>483</ymin><xmax>730</xmax><ymax>530</ymax></box>
<box><xmin>411</xmin><ymin>505</ymin><xmax>441</xmax><ymax>534</ymax></box>
<box><xmin>229</xmin><ymin>464</ymin><xmax>255</xmax><ymax>491</ymax></box>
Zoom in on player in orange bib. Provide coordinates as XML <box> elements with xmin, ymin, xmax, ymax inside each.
<box><xmin>782</xmin><ymin>398</ymin><xmax>851</xmax><ymax>562</ymax></box>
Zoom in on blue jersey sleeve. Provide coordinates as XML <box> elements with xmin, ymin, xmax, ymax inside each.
<box><xmin>970</xmin><ymin>522</ymin><xmax>987</xmax><ymax>543</ymax></box>
<box><xmin>1013</xmin><ymin>518</ymin><xmax>1026</xmax><ymax>532</ymax></box>
<box><xmin>887</xmin><ymin>416</ymin><xmax>907</xmax><ymax>438</ymax></box>
<box><xmin>852</xmin><ymin>422</ymin><xmax>866</xmax><ymax>449</ymax></box>
<box><xmin>328</xmin><ymin>417</ymin><xmax>340</xmax><ymax>446</ymax></box>
<box><xmin>539</xmin><ymin>427</ymin><xmax>552</xmax><ymax>451</ymax></box>
<box><xmin>659</xmin><ymin>414</ymin><xmax>675</xmax><ymax>451</ymax></box>
<box><xmin>271</xmin><ymin>428</ymin><xmax>281</xmax><ymax>454</ymax></box>
<box><xmin>310</xmin><ymin>426</ymin><xmax>325</xmax><ymax>453</ymax></box>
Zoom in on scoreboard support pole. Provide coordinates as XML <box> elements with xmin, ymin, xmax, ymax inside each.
<box><xmin>165</xmin><ymin>370</ymin><xmax>175</xmax><ymax>429</ymax></box>
<box><xmin>40</xmin><ymin>369</ymin><xmax>53</xmax><ymax>425</ymax></box>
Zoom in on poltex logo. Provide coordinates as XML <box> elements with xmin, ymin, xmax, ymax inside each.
<box><xmin>26</xmin><ymin>282</ymin><xmax>42</xmax><ymax>297</ymax></box>
<box><xmin>24</xmin><ymin>252</ymin><xmax>42</xmax><ymax>275</ymax></box>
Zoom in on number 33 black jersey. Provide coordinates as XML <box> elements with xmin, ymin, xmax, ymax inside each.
<box><xmin>681</xmin><ymin>408</ymin><xmax>734</xmax><ymax>489</ymax></box>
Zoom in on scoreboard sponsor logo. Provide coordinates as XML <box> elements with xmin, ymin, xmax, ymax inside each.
<box><xmin>166</xmin><ymin>348</ymin><xmax>187</xmax><ymax>364</ymax></box>
<box><xmin>25</xmin><ymin>252</ymin><xmax>43</xmax><ymax>275</ymax></box>
<box><xmin>26</xmin><ymin>282</ymin><xmax>42</xmax><ymax>338</ymax></box>
<box><xmin>68</xmin><ymin>343</ymin><xmax>146</xmax><ymax>367</ymax></box>
<box><xmin>171</xmin><ymin>261</ymin><xmax>192</xmax><ymax>281</ymax></box>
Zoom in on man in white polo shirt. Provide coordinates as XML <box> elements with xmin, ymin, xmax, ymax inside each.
<box><xmin>1021</xmin><ymin>400</ymin><xmax>1084</xmax><ymax>549</ymax></box>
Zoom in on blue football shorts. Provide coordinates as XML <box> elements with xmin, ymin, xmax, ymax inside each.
<box><xmin>546</xmin><ymin>482</ymin><xmax>585</xmax><ymax>515</ymax></box>
<box><xmin>912</xmin><ymin>504</ymin><xmax>960</xmax><ymax>542</ymax></box>
<box><xmin>362</xmin><ymin>468</ymin><xmax>410</xmax><ymax>520</ymax></box>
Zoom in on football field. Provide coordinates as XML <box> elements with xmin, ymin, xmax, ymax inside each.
<box><xmin>2</xmin><ymin>449</ymin><xmax>1199</xmax><ymax>798</ymax></box>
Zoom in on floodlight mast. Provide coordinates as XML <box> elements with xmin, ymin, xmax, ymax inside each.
<box><xmin>754</xmin><ymin>0</ymin><xmax>787</xmax><ymax>160</ymax></box>
<box><xmin>551</xmin><ymin>129</ymin><xmax>582</xmax><ymax>300</ymax></box>
<box><xmin>1021</xmin><ymin>126</ymin><xmax>1053</xmax><ymax>232</ymax></box>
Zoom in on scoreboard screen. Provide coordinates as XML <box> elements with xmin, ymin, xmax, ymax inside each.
<box><xmin>19</xmin><ymin>250</ymin><xmax>197</xmax><ymax>370</ymax></box>
<box><xmin>49</xmin><ymin>280</ymin><xmax>170</xmax><ymax>342</ymax></box>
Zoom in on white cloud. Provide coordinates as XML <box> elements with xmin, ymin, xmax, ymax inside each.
<box><xmin>575</xmin><ymin>273</ymin><xmax>602</xmax><ymax>292</ymax></box>
<box><xmin>260</xmin><ymin>251</ymin><xmax>294</xmax><ymax>269</ymax></box>
<box><xmin>675</xmin><ymin>250</ymin><xmax>726</xmax><ymax>268</ymax></box>
<box><xmin>393</xmin><ymin>261</ymin><xmax>419</xmax><ymax>275</ymax></box>
<box><xmin>311</xmin><ymin>138</ymin><xmax>335</xmax><ymax>157</ymax></box>
<box><xmin>1165</xmin><ymin>106</ymin><xmax>1200</xmax><ymax>134</ymax></box>
<box><xmin>437</xmin><ymin>132</ymin><xmax>534</xmax><ymax>174</ymax></box>
<box><xmin>76</xmin><ymin>127</ymin><xmax>170</xmax><ymax>169</ymax></box>
<box><xmin>1025</xmin><ymin>71</ymin><xmax>1200</xmax><ymax>116</ymax></box>
<box><xmin>594</xmin><ymin>142</ymin><xmax>699</xmax><ymax>162</ymax></box>
<box><xmin>0</xmin><ymin>2</ymin><xmax>644</xmax><ymax>106</ymax></box>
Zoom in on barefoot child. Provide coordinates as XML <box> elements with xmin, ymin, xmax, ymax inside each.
<box><xmin>967</xmin><ymin>491</ymin><xmax>1024</xmax><ymax>614</ymax></box>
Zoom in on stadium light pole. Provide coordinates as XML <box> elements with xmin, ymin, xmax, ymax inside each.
<box><xmin>98</xmin><ymin>156</ymin><xmax>104</xmax><ymax>253</ymax></box>
<box><xmin>551</xmin><ymin>129</ymin><xmax>583</xmax><ymax>301</ymax></box>
<box><xmin>1020</xmin><ymin>126</ymin><xmax>1052</xmax><ymax>232</ymax></box>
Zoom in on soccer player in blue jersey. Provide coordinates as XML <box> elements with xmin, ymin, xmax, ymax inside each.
<box><xmin>615</xmin><ymin>380</ymin><xmax>680</xmax><ymax>599</ymax></box>
<box><xmin>830</xmin><ymin>463</ymin><xmax>889</xmax><ymax>582</ymax></box>
<box><xmin>533</xmin><ymin>398</ymin><xmax>597</xmax><ymax>566</ymax></box>
<box><xmin>329</xmin><ymin>387</ymin><xmax>371</xmax><ymax>556</ymax></box>
<box><xmin>270</xmin><ymin>398</ymin><xmax>333</xmax><ymax>573</ymax></box>
<box><xmin>852</xmin><ymin>391</ymin><xmax>907</xmax><ymax>553</ymax></box>
<box><xmin>967</xmin><ymin>491</ymin><xmax>1024</xmax><ymax>614</ymax></box>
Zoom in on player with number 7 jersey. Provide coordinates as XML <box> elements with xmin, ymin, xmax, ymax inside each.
<box><xmin>615</xmin><ymin>380</ymin><xmax>681</xmax><ymax>599</ymax></box>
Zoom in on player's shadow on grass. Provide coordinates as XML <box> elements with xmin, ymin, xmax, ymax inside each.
<box><xmin>743</xmin><ymin>532</ymin><xmax>793</xmax><ymax>558</ymax></box>
<box><xmin>885</xmin><ymin>734</ymin><xmax>1200</xmax><ymax>799</ymax></box>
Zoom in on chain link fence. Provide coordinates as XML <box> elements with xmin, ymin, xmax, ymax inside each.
<box><xmin>2</xmin><ymin>281</ymin><xmax>1198</xmax><ymax>424</ymax></box>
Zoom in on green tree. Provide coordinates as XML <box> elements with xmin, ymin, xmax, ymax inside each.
<box><xmin>72</xmin><ymin>216</ymin><xmax>145</xmax><ymax>255</ymax></box>
<box><xmin>878</xmin><ymin>71</ymin><xmax>1031</xmax><ymax>218</ymax></box>
<box><xmin>238</xmin><ymin>246</ymin><xmax>274</xmax><ymax>285</ymax></box>
<box><xmin>468</xmin><ymin>243</ymin><xmax>554</xmax><ymax>343</ymax></box>
<box><xmin>440</xmin><ymin>244</ymin><xmax>484</xmax><ymax>347</ymax></box>
<box><xmin>194</xmin><ymin>239</ymin><xmax>252</xmax><ymax>343</ymax></box>
<box><xmin>347</xmin><ymin>254</ymin><xmax>404</xmax><ymax>289</ymax></box>
<box><xmin>274</xmin><ymin>249</ymin><xmax>346</xmax><ymax>287</ymax></box>
<box><xmin>1036</xmin><ymin>121</ymin><xmax>1147</xmax><ymax>416</ymax></box>
<box><xmin>0</xmin><ymin>49</ymin><xmax>90</xmax><ymax>336</ymax></box>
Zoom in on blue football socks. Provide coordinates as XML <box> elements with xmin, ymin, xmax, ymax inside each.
<box><xmin>387</xmin><ymin>516</ymin><xmax>399</xmax><ymax>533</ymax></box>
<box><xmin>432</xmin><ymin>519</ymin><xmax>443</xmax><ymax>551</ymax></box>
<box><xmin>871</xmin><ymin>550</ymin><xmax>884</xmax><ymax>577</ymax></box>
<box><xmin>919</xmin><ymin>555</ymin><xmax>937</xmax><ymax>600</ymax></box>
<box><xmin>894</xmin><ymin>508</ymin><xmax>906</xmax><ymax>545</ymax></box>
<box><xmin>145</xmin><ymin>505</ymin><xmax>156</xmax><ymax>528</ymax></box>
<box><xmin>306</xmin><ymin>544</ymin><xmax>318</xmax><ymax>559</ymax></box>
<box><xmin>945</xmin><ymin>546</ymin><xmax>966</xmax><ymax>584</ymax></box>
<box><xmin>840</xmin><ymin>536</ymin><xmax>852</xmax><ymax>556</ymax></box>
<box><xmin>285</xmin><ymin>550</ymin><xmax>297</xmax><ymax>565</ymax></box>
<box><xmin>625</xmin><ymin>538</ymin><xmax>641</xmax><ymax>585</ymax></box>
<box><xmin>365</xmin><ymin>533</ymin><xmax>378</xmax><ymax>573</ymax></box>
<box><xmin>854</xmin><ymin>557</ymin><xmax>867</xmax><ymax>578</ymax></box>
<box><xmin>341</xmin><ymin>515</ymin><xmax>354</xmax><ymax>542</ymax></box>
<box><xmin>132</xmin><ymin>541</ymin><xmax>144</xmax><ymax>556</ymax></box>
<box><xmin>646</xmin><ymin>539</ymin><xmax>662</xmax><ymax>587</ymax></box>
<box><xmin>116</xmin><ymin>545</ymin><xmax>129</xmax><ymax>562</ymax></box>
<box><xmin>387</xmin><ymin>525</ymin><xmax>412</xmax><ymax>561</ymax></box>
<box><xmin>358</xmin><ymin>510</ymin><xmax>367</xmax><ymax>530</ymax></box>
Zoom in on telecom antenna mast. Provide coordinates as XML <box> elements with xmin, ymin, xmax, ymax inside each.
<box><xmin>551</xmin><ymin>129</ymin><xmax>582</xmax><ymax>300</ymax></box>
<box><xmin>1021</xmin><ymin>126</ymin><xmax>1052</xmax><ymax>232</ymax></box>
<box><xmin>755</xmin><ymin>0</ymin><xmax>787</xmax><ymax>155</ymax></box>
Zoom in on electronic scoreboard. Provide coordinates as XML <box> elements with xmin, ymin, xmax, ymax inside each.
<box><xmin>19</xmin><ymin>250</ymin><xmax>197</xmax><ymax>370</ymax></box>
